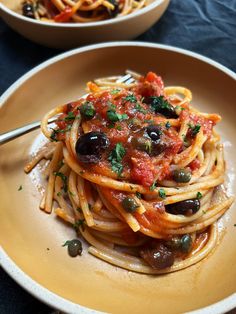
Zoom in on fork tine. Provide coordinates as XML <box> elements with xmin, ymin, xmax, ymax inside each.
<box><xmin>116</xmin><ymin>73</ymin><xmax>132</xmax><ymax>83</ymax></box>
<box><xmin>125</xmin><ymin>77</ymin><xmax>136</xmax><ymax>85</ymax></box>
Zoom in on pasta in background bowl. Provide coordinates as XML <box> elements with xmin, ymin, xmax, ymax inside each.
<box><xmin>0</xmin><ymin>42</ymin><xmax>236</xmax><ymax>314</ymax></box>
<box><xmin>0</xmin><ymin>0</ymin><xmax>169</xmax><ymax>48</ymax></box>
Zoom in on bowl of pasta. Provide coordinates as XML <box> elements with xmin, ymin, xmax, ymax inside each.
<box><xmin>0</xmin><ymin>0</ymin><xmax>169</xmax><ymax>49</ymax></box>
<box><xmin>0</xmin><ymin>42</ymin><xmax>236</xmax><ymax>314</ymax></box>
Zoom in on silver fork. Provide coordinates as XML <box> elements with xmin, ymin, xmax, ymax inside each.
<box><xmin>0</xmin><ymin>74</ymin><xmax>135</xmax><ymax>145</ymax></box>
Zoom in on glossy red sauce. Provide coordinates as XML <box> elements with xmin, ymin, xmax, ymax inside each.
<box><xmin>55</xmin><ymin>72</ymin><xmax>215</xmax><ymax>188</ymax></box>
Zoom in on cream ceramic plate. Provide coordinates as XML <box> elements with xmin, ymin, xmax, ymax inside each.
<box><xmin>0</xmin><ymin>42</ymin><xmax>236</xmax><ymax>314</ymax></box>
<box><xmin>0</xmin><ymin>0</ymin><xmax>169</xmax><ymax>49</ymax></box>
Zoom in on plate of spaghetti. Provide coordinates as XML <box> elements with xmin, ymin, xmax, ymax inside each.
<box><xmin>0</xmin><ymin>42</ymin><xmax>236</xmax><ymax>314</ymax></box>
<box><xmin>0</xmin><ymin>0</ymin><xmax>169</xmax><ymax>48</ymax></box>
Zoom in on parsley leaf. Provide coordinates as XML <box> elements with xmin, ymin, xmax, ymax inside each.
<box><xmin>135</xmin><ymin>192</ymin><xmax>142</xmax><ymax>199</ymax></box>
<box><xmin>196</xmin><ymin>192</ymin><xmax>202</xmax><ymax>199</ymax></box>
<box><xmin>64</xmin><ymin>111</ymin><xmax>75</xmax><ymax>121</ymax></box>
<box><xmin>108</xmin><ymin>143</ymin><xmax>126</xmax><ymax>176</ymax></box>
<box><xmin>110</xmin><ymin>89</ymin><xmax>120</xmax><ymax>95</ymax></box>
<box><xmin>54</xmin><ymin>172</ymin><xmax>68</xmax><ymax>192</ymax></box>
<box><xmin>150</xmin><ymin>180</ymin><xmax>157</xmax><ymax>191</ymax></box>
<box><xmin>50</xmin><ymin>125</ymin><xmax>72</xmax><ymax>142</ymax></box>
<box><xmin>18</xmin><ymin>185</ymin><xmax>23</xmax><ymax>191</ymax></box>
<box><xmin>188</xmin><ymin>123</ymin><xmax>201</xmax><ymax>136</ymax></box>
<box><xmin>123</xmin><ymin>94</ymin><xmax>137</xmax><ymax>103</ymax></box>
<box><xmin>158</xmin><ymin>188</ymin><xmax>166</xmax><ymax>199</ymax></box>
<box><xmin>135</xmin><ymin>103</ymin><xmax>148</xmax><ymax>114</ymax></box>
<box><xmin>107</xmin><ymin>109</ymin><xmax>128</xmax><ymax>122</ymax></box>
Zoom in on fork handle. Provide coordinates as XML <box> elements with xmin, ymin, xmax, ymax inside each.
<box><xmin>0</xmin><ymin>120</ymin><xmax>42</xmax><ymax>145</ymax></box>
<box><xmin>0</xmin><ymin>117</ymin><xmax>57</xmax><ymax>146</ymax></box>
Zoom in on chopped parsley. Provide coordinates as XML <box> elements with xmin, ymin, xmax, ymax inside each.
<box><xmin>69</xmin><ymin>191</ymin><xmax>75</xmax><ymax>196</ymax></box>
<box><xmin>18</xmin><ymin>185</ymin><xmax>23</xmax><ymax>191</ymax></box>
<box><xmin>50</xmin><ymin>125</ymin><xmax>72</xmax><ymax>142</ymax></box>
<box><xmin>188</xmin><ymin>123</ymin><xmax>201</xmax><ymax>136</ymax></box>
<box><xmin>123</xmin><ymin>94</ymin><xmax>137</xmax><ymax>103</ymax></box>
<box><xmin>135</xmin><ymin>192</ymin><xmax>142</xmax><ymax>199</ymax></box>
<box><xmin>158</xmin><ymin>188</ymin><xmax>166</xmax><ymax>199</ymax></box>
<box><xmin>73</xmin><ymin>219</ymin><xmax>85</xmax><ymax>231</ymax></box>
<box><xmin>108</xmin><ymin>143</ymin><xmax>126</xmax><ymax>176</ymax></box>
<box><xmin>57</xmin><ymin>191</ymin><xmax>62</xmax><ymax>197</ymax></box>
<box><xmin>149</xmin><ymin>96</ymin><xmax>170</xmax><ymax>111</ymax></box>
<box><xmin>135</xmin><ymin>103</ymin><xmax>148</xmax><ymax>114</ymax></box>
<box><xmin>144</xmin><ymin>119</ymin><xmax>154</xmax><ymax>124</ymax></box>
<box><xmin>76</xmin><ymin>207</ymin><xmax>82</xmax><ymax>213</ymax></box>
<box><xmin>64</xmin><ymin>111</ymin><xmax>75</xmax><ymax>121</ymax></box>
<box><xmin>107</xmin><ymin>123</ymin><xmax>115</xmax><ymax>129</ymax></box>
<box><xmin>165</xmin><ymin>121</ymin><xmax>171</xmax><ymax>129</ymax></box>
<box><xmin>196</xmin><ymin>192</ymin><xmax>202</xmax><ymax>199</ymax></box>
<box><xmin>116</xmin><ymin>125</ymin><xmax>122</xmax><ymax>131</ymax></box>
<box><xmin>234</xmin><ymin>224</ymin><xmax>236</xmax><ymax>227</ymax></box>
<box><xmin>107</xmin><ymin>109</ymin><xmax>128</xmax><ymax>122</ymax></box>
<box><xmin>110</xmin><ymin>89</ymin><xmax>120</xmax><ymax>95</ymax></box>
<box><xmin>150</xmin><ymin>180</ymin><xmax>157</xmax><ymax>191</ymax></box>
<box><xmin>53</xmin><ymin>172</ymin><xmax>68</xmax><ymax>192</ymax></box>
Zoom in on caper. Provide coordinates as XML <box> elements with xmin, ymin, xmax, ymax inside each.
<box><xmin>67</xmin><ymin>239</ymin><xmax>82</xmax><ymax>257</ymax></box>
<box><xmin>131</xmin><ymin>136</ymin><xmax>152</xmax><ymax>153</ymax></box>
<box><xmin>180</xmin><ymin>234</ymin><xmax>192</xmax><ymax>253</ymax></box>
<box><xmin>79</xmin><ymin>102</ymin><xmax>96</xmax><ymax>120</ymax></box>
<box><xmin>166</xmin><ymin>198</ymin><xmax>200</xmax><ymax>216</ymax></box>
<box><xmin>173</xmin><ymin>168</ymin><xmax>192</xmax><ymax>183</ymax></box>
<box><xmin>122</xmin><ymin>197</ymin><xmax>139</xmax><ymax>213</ymax></box>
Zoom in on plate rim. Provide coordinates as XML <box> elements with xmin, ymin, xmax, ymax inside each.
<box><xmin>0</xmin><ymin>41</ymin><xmax>236</xmax><ymax>314</ymax></box>
<box><xmin>0</xmin><ymin>0</ymin><xmax>168</xmax><ymax>28</ymax></box>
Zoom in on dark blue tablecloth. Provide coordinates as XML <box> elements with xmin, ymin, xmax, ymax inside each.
<box><xmin>0</xmin><ymin>0</ymin><xmax>236</xmax><ymax>313</ymax></box>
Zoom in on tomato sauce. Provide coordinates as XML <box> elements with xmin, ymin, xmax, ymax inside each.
<box><xmin>54</xmin><ymin>71</ymin><xmax>218</xmax><ymax>189</ymax></box>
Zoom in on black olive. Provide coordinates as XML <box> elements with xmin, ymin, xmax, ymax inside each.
<box><xmin>165</xmin><ymin>237</ymin><xmax>182</xmax><ymax>250</ymax></box>
<box><xmin>107</xmin><ymin>0</ymin><xmax>119</xmax><ymax>17</ymax></box>
<box><xmin>75</xmin><ymin>131</ymin><xmax>109</xmax><ymax>163</ymax></box>
<box><xmin>68</xmin><ymin>239</ymin><xmax>82</xmax><ymax>257</ymax></box>
<box><xmin>131</xmin><ymin>136</ymin><xmax>152</xmax><ymax>153</ymax></box>
<box><xmin>79</xmin><ymin>102</ymin><xmax>96</xmax><ymax>120</ymax></box>
<box><xmin>146</xmin><ymin>125</ymin><xmax>162</xmax><ymax>141</ymax></box>
<box><xmin>122</xmin><ymin>197</ymin><xmax>139</xmax><ymax>213</ymax></box>
<box><xmin>145</xmin><ymin>125</ymin><xmax>166</xmax><ymax>156</ymax></box>
<box><xmin>22</xmin><ymin>2</ymin><xmax>35</xmax><ymax>18</ymax></box>
<box><xmin>145</xmin><ymin>96</ymin><xmax>178</xmax><ymax>119</ymax></box>
<box><xmin>166</xmin><ymin>198</ymin><xmax>200</xmax><ymax>216</ymax></box>
<box><xmin>173</xmin><ymin>168</ymin><xmax>192</xmax><ymax>183</ymax></box>
<box><xmin>180</xmin><ymin>234</ymin><xmax>192</xmax><ymax>253</ymax></box>
<box><xmin>140</xmin><ymin>243</ymin><xmax>175</xmax><ymax>270</ymax></box>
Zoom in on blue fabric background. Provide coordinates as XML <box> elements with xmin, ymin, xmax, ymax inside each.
<box><xmin>0</xmin><ymin>0</ymin><xmax>235</xmax><ymax>313</ymax></box>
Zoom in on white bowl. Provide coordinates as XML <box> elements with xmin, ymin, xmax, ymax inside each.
<box><xmin>0</xmin><ymin>0</ymin><xmax>170</xmax><ymax>49</ymax></box>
